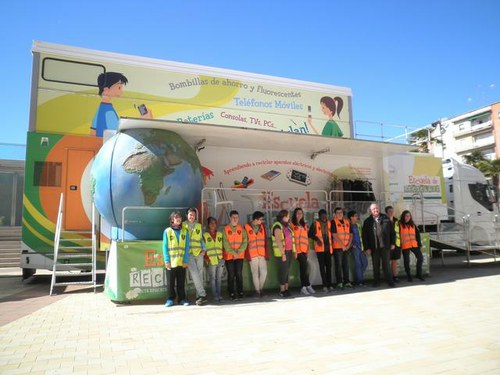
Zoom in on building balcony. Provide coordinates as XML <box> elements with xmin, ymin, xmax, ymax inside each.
<box><xmin>455</xmin><ymin>138</ymin><xmax>496</xmax><ymax>154</ymax></box>
<box><xmin>453</xmin><ymin>120</ymin><xmax>493</xmax><ymax>137</ymax></box>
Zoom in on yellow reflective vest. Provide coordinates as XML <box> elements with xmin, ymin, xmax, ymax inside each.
<box><xmin>183</xmin><ymin>222</ymin><xmax>203</xmax><ymax>256</ymax></box>
<box><xmin>203</xmin><ymin>232</ymin><xmax>223</xmax><ymax>265</ymax></box>
<box><xmin>165</xmin><ymin>227</ymin><xmax>188</xmax><ymax>268</ymax></box>
<box><xmin>272</xmin><ymin>222</ymin><xmax>296</xmax><ymax>257</ymax></box>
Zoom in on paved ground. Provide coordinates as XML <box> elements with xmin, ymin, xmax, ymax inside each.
<box><xmin>1</xmin><ymin>253</ymin><xmax>499</xmax><ymax>375</ymax></box>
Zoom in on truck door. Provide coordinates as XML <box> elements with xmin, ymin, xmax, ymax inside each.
<box><xmin>64</xmin><ymin>149</ymin><xmax>95</xmax><ymax>230</ymax></box>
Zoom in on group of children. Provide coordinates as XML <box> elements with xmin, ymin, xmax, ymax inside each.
<box><xmin>162</xmin><ymin>205</ymin><xmax>424</xmax><ymax>307</ymax></box>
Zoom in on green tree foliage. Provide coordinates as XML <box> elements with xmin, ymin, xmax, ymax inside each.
<box><xmin>464</xmin><ymin>150</ymin><xmax>500</xmax><ymax>186</ymax></box>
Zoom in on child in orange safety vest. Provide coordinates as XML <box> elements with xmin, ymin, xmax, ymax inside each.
<box><xmin>331</xmin><ymin>207</ymin><xmax>353</xmax><ymax>289</ymax></box>
<box><xmin>244</xmin><ymin>211</ymin><xmax>269</xmax><ymax>298</ymax></box>
<box><xmin>399</xmin><ymin>210</ymin><xmax>425</xmax><ymax>282</ymax></box>
<box><xmin>223</xmin><ymin>210</ymin><xmax>248</xmax><ymax>300</ymax></box>
<box><xmin>291</xmin><ymin>208</ymin><xmax>315</xmax><ymax>296</ymax></box>
<box><xmin>308</xmin><ymin>209</ymin><xmax>333</xmax><ymax>292</ymax></box>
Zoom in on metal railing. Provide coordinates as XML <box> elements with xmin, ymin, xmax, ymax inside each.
<box><xmin>120</xmin><ymin>206</ymin><xmax>189</xmax><ymax>241</ymax></box>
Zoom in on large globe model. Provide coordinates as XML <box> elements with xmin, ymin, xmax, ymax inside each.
<box><xmin>91</xmin><ymin>128</ymin><xmax>203</xmax><ymax>240</ymax></box>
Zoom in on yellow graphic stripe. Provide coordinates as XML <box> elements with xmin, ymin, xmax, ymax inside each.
<box><xmin>23</xmin><ymin>194</ymin><xmax>92</xmax><ymax>242</ymax></box>
<box><xmin>22</xmin><ymin>217</ymin><xmax>54</xmax><ymax>247</ymax></box>
<box><xmin>37</xmin><ymin>76</ymin><xmax>241</xmax><ymax>133</ymax></box>
<box><xmin>23</xmin><ymin>194</ymin><xmax>56</xmax><ymax>232</ymax></box>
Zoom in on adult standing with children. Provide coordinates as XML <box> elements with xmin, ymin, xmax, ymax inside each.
<box><xmin>362</xmin><ymin>203</ymin><xmax>396</xmax><ymax>288</ymax></box>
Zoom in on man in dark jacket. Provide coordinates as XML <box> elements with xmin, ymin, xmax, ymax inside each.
<box><xmin>362</xmin><ymin>203</ymin><xmax>396</xmax><ymax>287</ymax></box>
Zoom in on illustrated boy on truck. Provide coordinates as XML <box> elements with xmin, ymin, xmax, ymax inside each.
<box><xmin>90</xmin><ymin>71</ymin><xmax>152</xmax><ymax>137</ymax></box>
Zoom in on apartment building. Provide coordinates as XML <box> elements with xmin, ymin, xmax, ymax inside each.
<box><xmin>429</xmin><ymin>102</ymin><xmax>500</xmax><ymax>162</ymax></box>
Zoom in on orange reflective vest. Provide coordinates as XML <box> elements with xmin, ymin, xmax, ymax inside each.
<box><xmin>332</xmin><ymin>218</ymin><xmax>351</xmax><ymax>250</ymax></box>
<box><xmin>400</xmin><ymin>225</ymin><xmax>418</xmax><ymax>250</ymax></box>
<box><xmin>223</xmin><ymin>224</ymin><xmax>245</xmax><ymax>260</ymax></box>
<box><xmin>290</xmin><ymin>222</ymin><xmax>309</xmax><ymax>254</ymax></box>
<box><xmin>313</xmin><ymin>220</ymin><xmax>332</xmax><ymax>254</ymax></box>
<box><xmin>244</xmin><ymin>223</ymin><xmax>266</xmax><ymax>259</ymax></box>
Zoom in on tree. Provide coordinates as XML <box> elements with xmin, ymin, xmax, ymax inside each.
<box><xmin>410</xmin><ymin>129</ymin><xmax>430</xmax><ymax>153</ymax></box>
<box><xmin>463</xmin><ymin>150</ymin><xmax>486</xmax><ymax>168</ymax></box>
<box><xmin>476</xmin><ymin>159</ymin><xmax>500</xmax><ymax>187</ymax></box>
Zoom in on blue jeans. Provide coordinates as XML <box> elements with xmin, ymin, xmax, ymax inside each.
<box><xmin>351</xmin><ymin>246</ymin><xmax>368</xmax><ymax>284</ymax></box>
<box><xmin>208</xmin><ymin>260</ymin><xmax>224</xmax><ymax>300</ymax></box>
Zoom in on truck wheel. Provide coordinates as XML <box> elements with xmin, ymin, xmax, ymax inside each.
<box><xmin>22</xmin><ymin>268</ymin><xmax>36</xmax><ymax>281</ymax></box>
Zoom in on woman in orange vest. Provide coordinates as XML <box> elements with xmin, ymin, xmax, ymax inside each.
<box><xmin>291</xmin><ymin>208</ymin><xmax>315</xmax><ymax>296</ymax></box>
<box><xmin>244</xmin><ymin>211</ymin><xmax>269</xmax><ymax>298</ymax></box>
<box><xmin>399</xmin><ymin>210</ymin><xmax>425</xmax><ymax>282</ymax></box>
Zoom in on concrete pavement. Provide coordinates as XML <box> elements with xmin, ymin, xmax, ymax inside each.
<box><xmin>1</xmin><ymin>253</ymin><xmax>499</xmax><ymax>374</ymax></box>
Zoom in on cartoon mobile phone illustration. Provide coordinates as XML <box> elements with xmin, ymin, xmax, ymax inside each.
<box><xmin>286</xmin><ymin>168</ymin><xmax>311</xmax><ymax>186</ymax></box>
<box><xmin>261</xmin><ymin>170</ymin><xmax>281</xmax><ymax>181</ymax></box>
<box><xmin>137</xmin><ymin>104</ymin><xmax>148</xmax><ymax>116</ymax></box>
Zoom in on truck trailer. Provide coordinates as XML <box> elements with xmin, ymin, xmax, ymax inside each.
<box><xmin>21</xmin><ymin>42</ymin><xmax>497</xmax><ymax>298</ymax></box>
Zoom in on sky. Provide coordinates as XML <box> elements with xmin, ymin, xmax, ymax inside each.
<box><xmin>1</xmin><ymin>0</ymin><xmax>499</xmax><ymax>160</ymax></box>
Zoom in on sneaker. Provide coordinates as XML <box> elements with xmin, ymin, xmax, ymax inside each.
<box><xmin>393</xmin><ymin>277</ymin><xmax>401</xmax><ymax>283</ymax></box>
<box><xmin>180</xmin><ymin>300</ymin><xmax>190</xmax><ymax>306</ymax></box>
<box><xmin>323</xmin><ymin>286</ymin><xmax>329</xmax><ymax>293</ymax></box>
<box><xmin>164</xmin><ymin>299</ymin><xmax>174</xmax><ymax>307</ymax></box>
<box><xmin>306</xmin><ymin>285</ymin><xmax>316</xmax><ymax>294</ymax></box>
<box><xmin>344</xmin><ymin>282</ymin><xmax>353</xmax><ymax>288</ymax></box>
<box><xmin>328</xmin><ymin>286</ymin><xmax>335</xmax><ymax>292</ymax></box>
<box><xmin>238</xmin><ymin>293</ymin><xmax>244</xmax><ymax>300</ymax></box>
<box><xmin>358</xmin><ymin>282</ymin><xmax>367</xmax><ymax>288</ymax></box>
<box><xmin>337</xmin><ymin>283</ymin><xmax>344</xmax><ymax>290</ymax></box>
<box><xmin>416</xmin><ymin>276</ymin><xmax>425</xmax><ymax>281</ymax></box>
<box><xmin>279</xmin><ymin>291</ymin><xmax>286</xmax><ymax>298</ymax></box>
<box><xmin>230</xmin><ymin>294</ymin><xmax>236</xmax><ymax>301</ymax></box>
<box><xmin>195</xmin><ymin>297</ymin><xmax>206</xmax><ymax>306</ymax></box>
<box><xmin>300</xmin><ymin>286</ymin><xmax>310</xmax><ymax>296</ymax></box>
<box><xmin>284</xmin><ymin>290</ymin><xmax>291</xmax><ymax>297</ymax></box>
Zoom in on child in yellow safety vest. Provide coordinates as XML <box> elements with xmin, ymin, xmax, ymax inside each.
<box><xmin>385</xmin><ymin>206</ymin><xmax>402</xmax><ymax>283</ymax></box>
<box><xmin>183</xmin><ymin>208</ymin><xmax>208</xmax><ymax>306</ymax></box>
<box><xmin>272</xmin><ymin>209</ymin><xmax>296</xmax><ymax>298</ymax></box>
<box><xmin>203</xmin><ymin>217</ymin><xmax>224</xmax><ymax>302</ymax></box>
<box><xmin>163</xmin><ymin>211</ymin><xmax>190</xmax><ymax>307</ymax></box>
